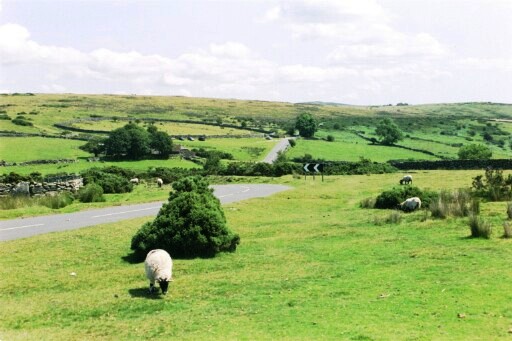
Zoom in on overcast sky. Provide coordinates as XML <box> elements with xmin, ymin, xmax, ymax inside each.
<box><xmin>1</xmin><ymin>0</ymin><xmax>511</xmax><ymax>105</ymax></box>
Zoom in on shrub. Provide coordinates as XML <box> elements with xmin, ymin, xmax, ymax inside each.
<box><xmin>78</xmin><ymin>183</ymin><xmax>105</xmax><ymax>203</ymax></box>
<box><xmin>374</xmin><ymin>186</ymin><xmax>438</xmax><ymax>210</ymax></box>
<box><xmin>81</xmin><ymin>168</ymin><xmax>133</xmax><ymax>193</ymax></box>
<box><xmin>131</xmin><ymin>176</ymin><xmax>240</xmax><ymax>258</ymax></box>
<box><xmin>458</xmin><ymin>144</ymin><xmax>492</xmax><ymax>160</ymax></box>
<box><xmin>288</xmin><ymin>139</ymin><xmax>296</xmax><ymax>147</ymax></box>
<box><xmin>468</xmin><ymin>215</ymin><xmax>492</xmax><ymax>239</ymax></box>
<box><xmin>326</xmin><ymin>135</ymin><xmax>335</xmax><ymax>142</ymax></box>
<box><xmin>503</xmin><ymin>222</ymin><xmax>512</xmax><ymax>238</ymax></box>
<box><xmin>472</xmin><ymin>168</ymin><xmax>512</xmax><ymax>201</ymax></box>
<box><xmin>12</xmin><ymin>117</ymin><xmax>33</xmax><ymax>126</ymax></box>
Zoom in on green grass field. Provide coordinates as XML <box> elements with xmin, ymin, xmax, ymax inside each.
<box><xmin>287</xmin><ymin>136</ymin><xmax>438</xmax><ymax>162</ymax></box>
<box><xmin>0</xmin><ymin>137</ymin><xmax>91</xmax><ymax>162</ymax></box>
<box><xmin>3</xmin><ymin>171</ymin><xmax>512</xmax><ymax>340</ymax></box>
<box><xmin>73</xmin><ymin>120</ymin><xmax>254</xmax><ymax>137</ymax></box>
<box><xmin>2</xmin><ymin>94</ymin><xmax>512</xmax><ymax>165</ymax></box>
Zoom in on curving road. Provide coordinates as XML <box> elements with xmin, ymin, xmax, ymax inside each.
<box><xmin>0</xmin><ymin>184</ymin><xmax>290</xmax><ymax>242</ymax></box>
<box><xmin>262</xmin><ymin>137</ymin><xmax>294</xmax><ymax>163</ymax></box>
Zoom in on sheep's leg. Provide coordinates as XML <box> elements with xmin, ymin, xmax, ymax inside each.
<box><xmin>149</xmin><ymin>281</ymin><xmax>155</xmax><ymax>293</ymax></box>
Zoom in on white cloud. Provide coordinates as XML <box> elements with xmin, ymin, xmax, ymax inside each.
<box><xmin>262</xmin><ymin>6</ymin><xmax>281</xmax><ymax>22</ymax></box>
<box><xmin>328</xmin><ymin>33</ymin><xmax>447</xmax><ymax>65</ymax></box>
<box><xmin>270</xmin><ymin>0</ymin><xmax>447</xmax><ymax>65</ymax></box>
<box><xmin>209</xmin><ymin>42</ymin><xmax>252</xmax><ymax>59</ymax></box>
<box><xmin>458</xmin><ymin>57</ymin><xmax>512</xmax><ymax>72</ymax></box>
<box><xmin>279</xmin><ymin>64</ymin><xmax>357</xmax><ymax>83</ymax></box>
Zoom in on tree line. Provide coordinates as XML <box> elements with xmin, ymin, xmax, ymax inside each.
<box><xmin>80</xmin><ymin>123</ymin><xmax>173</xmax><ymax>160</ymax></box>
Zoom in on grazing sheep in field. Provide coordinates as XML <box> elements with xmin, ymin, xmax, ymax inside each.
<box><xmin>156</xmin><ymin>178</ymin><xmax>163</xmax><ymax>188</ymax></box>
<box><xmin>144</xmin><ymin>249</ymin><xmax>173</xmax><ymax>295</ymax></box>
<box><xmin>130</xmin><ymin>178</ymin><xmax>139</xmax><ymax>185</ymax></box>
<box><xmin>398</xmin><ymin>197</ymin><xmax>421</xmax><ymax>212</ymax></box>
<box><xmin>399</xmin><ymin>174</ymin><xmax>413</xmax><ymax>185</ymax></box>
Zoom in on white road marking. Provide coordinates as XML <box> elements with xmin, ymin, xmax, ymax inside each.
<box><xmin>92</xmin><ymin>206</ymin><xmax>160</xmax><ymax>218</ymax></box>
<box><xmin>0</xmin><ymin>223</ymin><xmax>45</xmax><ymax>231</ymax></box>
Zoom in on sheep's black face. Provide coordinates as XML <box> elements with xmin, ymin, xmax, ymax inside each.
<box><xmin>159</xmin><ymin>280</ymin><xmax>169</xmax><ymax>295</ymax></box>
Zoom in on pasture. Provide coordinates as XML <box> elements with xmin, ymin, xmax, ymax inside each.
<box><xmin>2</xmin><ymin>171</ymin><xmax>512</xmax><ymax>340</ymax></box>
<box><xmin>72</xmin><ymin>120</ymin><xmax>254</xmax><ymax>137</ymax></box>
<box><xmin>0</xmin><ymin>137</ymin><xmax>90</xmax><ymax>162</ymax></box>
<box><xmin>2</xmin><ymin>94</ymin><xmax>512</xmax><ymax>166</ymax></box>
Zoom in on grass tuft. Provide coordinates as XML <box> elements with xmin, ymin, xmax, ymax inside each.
<box><xmin>503</xmin><ymin>221</ymin><xmax>512</xmax><ymax>238</ymax></box>
<box><xmin>468</xmin><ymin>214</ymin><xmax>492</xmax><ymax>239</ymax></box>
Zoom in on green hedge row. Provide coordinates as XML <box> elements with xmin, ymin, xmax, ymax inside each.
<box><xmin>389</xmin><ymin>159</ymin><xmax>512</xmax><ymax>170</ymax></box>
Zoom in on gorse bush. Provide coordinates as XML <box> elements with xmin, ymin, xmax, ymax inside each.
<box><xmin>78</xmin><ymin>183</ymin><xmax>105</xmax><ymax>203</ymax></box>
<box><xmin>131</xmin><ymin>176</ymin><xmax>240</xmax><ymax>259</ymax></box>
<box><xmin>81</xmin><ymin>168</ymin><xmax>133</xmax><ymax>194</ymax></box>
<box><xmin>374</xmin><ymin>186</ymin><xmax>438</xmax><ymax>210</ymax></box>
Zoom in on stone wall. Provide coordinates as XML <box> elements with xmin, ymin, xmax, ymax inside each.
<box><xmin>0</xmin><ymin>178</ymin><xmax>83</xmax><ymax>196</ymax></box>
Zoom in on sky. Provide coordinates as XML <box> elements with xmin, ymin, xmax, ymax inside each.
<box><xmin>0</xmin><ymin>0</ymin><xmax>511</xmax><ymax>105</ymax></box>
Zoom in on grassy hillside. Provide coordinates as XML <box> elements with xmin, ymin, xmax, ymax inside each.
<box><xmin>3</xmin><ymin>171</ymin><xmax>512</xmax><ymax>340</ymax></box>
<box><xmin>1</xmin><ymin>93</ymin><xmax>512</xmax><ymax>175</ymax></box>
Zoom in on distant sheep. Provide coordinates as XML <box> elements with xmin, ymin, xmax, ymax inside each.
<box><xmin>156</xmin><ymin>178</ymin><xmax>163</xmax><ymax>188</ymax></box>
<box><xmin>398</xmin><ymin>197</ymin><xmax>421</xmax><ymax>212</ymax></box>
<box><xmin>144</xmin><ymin>249</ymin><xmax>173</xmax><ymax>295</ymax></box>
<box><xmin>130</xmin><ymin>178</ymin><xmax>139</xmax><ymax>185</ymax></box>
<box><xmin>399</xmin><ymin>174</ymin><xmax>413</xmax><ymax>185</ymax></box>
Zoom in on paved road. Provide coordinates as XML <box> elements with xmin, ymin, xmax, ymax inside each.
<box><xmin>262</xmin><ymin>138</ymin><xmax>294</xmax><ymax>163</ymax></box>
<box><xmin>0</xmin><ymin>184</ymin><xmax>290</xmax><ymax>242</ymax></box>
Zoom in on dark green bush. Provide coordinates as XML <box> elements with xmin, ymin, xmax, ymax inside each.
<box><xmin>11</xmin><ymin>117</ymin><xmax>33</xmax><ymax>126</ymax></box>
<box><xmin>374</xmin><ymin>186</ymin><xmax>438</xmax><ymax>210</ymax></box>
<box><xmin>81</xmin><ymin>168</ymin><xmax>133</xmax><ymax>193</ymax></box>
<box><xmin>192</xmin><ymin>148</ymin><xmax>234</xmax><ymax>160</ymax></box>
<box><xmin>472</xmin><ymin>168</ymin><xmax>512</xmax><ymax>201</ymax></box>
<box><xmin>131</xmin><ymin>176</ymin><xmax>240</xmax><ymax>258</ymax></box>
<box><xmin>78</xmin><ymin>183</ymin><xmax>105</xmax><ymax>203</ymax></box>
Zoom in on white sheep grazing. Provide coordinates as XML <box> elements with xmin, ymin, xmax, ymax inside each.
<box><xmin>156</xmin><ymin>178</ymin><xmax>163</xmax><ymax>188</ymax></box>
<box><xmin>144</xmin><ymin>249</ymin><xmax>173</xmax><ymax>295</ymax></box>
<box><xmin>399</xmin><ymin>174</ymin><xmax>413</xmax><ymax>185</ymax></box>
<box><xmin>399</xmin><ymin>197</ymin><xmax>421</xmax><ymax>212</ymax></box>
<box><xmin>130</xmin><ymin>178</ymin><xmax>139</xmax><ymax>185</ymax></box>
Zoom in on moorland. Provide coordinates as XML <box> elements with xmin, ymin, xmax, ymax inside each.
<box><xmin>1</xmin><ymin>94</ymin><xmax>512</xmax><ymax>340</ymax></box>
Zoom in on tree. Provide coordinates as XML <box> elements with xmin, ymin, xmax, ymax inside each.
<box><xmin>458</xmin><ymin>144</ymin><xmax>492</xmax><ymax>160</ymax></box>
<box><xmin>79</xmin><ymin>137</ymin><xmax>105</xmax><ymax>157</ymax></box>
<box><xmin>148</xmin><ymin>129</ymin><xmax>173</xmax><ymax>158</ymax></box>
<box><xmin>131</xmin><ymin>176</ymin><xmax>240</xmax><ymax>258</ymax></box>
<box><xmin>375</xmin><ymin>118</ymin><xmax>403</xmax><ymax>145</ymax></box>
<box><xmin>104</xmin><ymin>123</ymin><xmax>150</xmax><ymax>160</ymax></box>
<box><xmin>295</xmin><ymin>113</ymin><xmax>317</xmax><ymax>138</ymax></box>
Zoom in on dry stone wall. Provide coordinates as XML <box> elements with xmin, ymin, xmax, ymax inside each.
<box><xmin>0</xmin><ymin>178</ymin><xmax>83</xmax><ymax>196</ymax></box>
